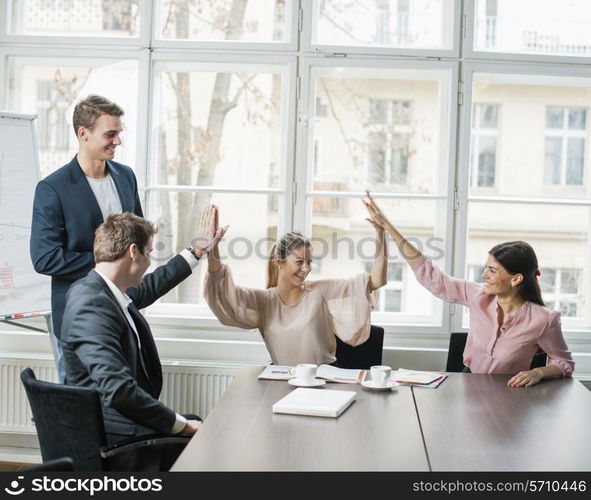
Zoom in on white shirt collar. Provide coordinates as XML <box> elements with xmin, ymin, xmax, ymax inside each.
<box><xmin>94</xmin><ymin>268</ymin><xmax>132</xmax><ymax>311</ymax></box>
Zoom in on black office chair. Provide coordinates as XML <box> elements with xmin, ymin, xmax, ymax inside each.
<box><xmin>20</xmin><ymin>367</ymin><xmax>190</xmax><ymax>471</ymax></box>
<box><xmin>24</xmin><ymin>457</ymin><xmax>75</xmax><ymax>472</ymax></box>
<box><xmin>335</xmin><ymin>325</ymin><xmax>384</xmax><ymax>369</ymax></box>
<box><xmin>445</xmin><ymin>332</ymin><xmax>547</xmax><ymax>372</ymax></box>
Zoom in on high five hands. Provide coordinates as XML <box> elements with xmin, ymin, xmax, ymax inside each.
<box><xmin>191</xmin><ymin>204</ymin><xmax>229</xmax><ymax>258</ymax></box>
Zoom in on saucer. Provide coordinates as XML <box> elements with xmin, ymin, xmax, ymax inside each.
<box><xmin>361</xmin><ymin>380</ymin><xmax>397</xmax><ymax>391</ymax></box>
<box><xmin>288</xmin><ymin>378</ymin><xmax>326</xmax><ymax>388</ymax></box>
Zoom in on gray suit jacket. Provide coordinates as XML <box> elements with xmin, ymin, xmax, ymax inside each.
<box><xmin>62</xmin><ymin>255</ymin><xmax>191</xmax><ymax>438</ymax></box>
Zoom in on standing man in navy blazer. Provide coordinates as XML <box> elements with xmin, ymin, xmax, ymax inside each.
<box><xmin>30</xmin><ymin>95</ymin><xmax>143</xmax><ymax>382</ymax></box>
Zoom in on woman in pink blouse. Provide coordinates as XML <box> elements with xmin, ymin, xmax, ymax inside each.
<box><xmin>203</xmin><ymin>207</ymin><xmax>388</xmax><ymax>366</ymax></box>
<box><xmin>364</xmin><ymin>192</ymin><xmax>574</xmax><ymax>387</ymax></box>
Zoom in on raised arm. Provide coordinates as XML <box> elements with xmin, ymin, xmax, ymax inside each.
<box><xmin>363</xmin><ymin>191</ymin><xmax>424</xmax><ymax>268</ymax></box>
<box><xmin>364</xmin><ymin>203</ymin><xmax>388</xmax><ymax>291</ymax></box>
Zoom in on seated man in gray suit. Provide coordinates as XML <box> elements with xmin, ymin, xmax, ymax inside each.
<box><xmin>62</xmin><ymin>207</ymin><xmax>226</xmax><ymax>471</ymax></box>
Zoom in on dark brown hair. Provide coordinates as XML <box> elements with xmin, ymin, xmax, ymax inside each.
<box><xmin>94</xmin><ymin>213</ymin><xmax>156</xmax><ymax>263</ymax></box>
<box><xmin>489</xmin><ymin>241</ymin><xmax>544</xmax><ymax>306</ymax></box>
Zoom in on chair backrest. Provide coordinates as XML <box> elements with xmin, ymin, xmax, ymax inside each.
<box><xmin>445</xmin><ymin>332</ymin><xmax>468</xmax><ymax>372</ymax></box>
<box><xmin>20</xmin><ymin>367</ymin><xmax>107</xmax><ymax>471</ymax></box>
<box><xmin>335</xmin><ymin>325</ymin><xmax>384</xmax><ymax>369</ymax></box>
<box><xmin>445</xmin><ymin>332</ymin><xmax>548</xmax><ymax>372</ymax></box>
<box><xmin>24</xmin><ymin>457</ymin><xmax>75</xmax><ymax>472</ymax></box>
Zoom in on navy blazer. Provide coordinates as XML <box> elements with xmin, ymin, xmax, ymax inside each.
<box><xmin>62</xmin><ymin>255</ymin><xmax>191</xmax><ymax>438</ymax></box>
<box><xmin>30</xmin><ymin>156</ymin><xmax>143</xmax><ymax>340</ymax></box>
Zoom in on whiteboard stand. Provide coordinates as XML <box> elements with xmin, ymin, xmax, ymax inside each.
<box><xmin>1</xmin><ymin>111</ymin><xmax>57</xmax><ymax>377</ymax></box>
<box><xmin>0</xmin><ymin>312</ymin><xmax>61</xmax><ymax>377</ymax></box>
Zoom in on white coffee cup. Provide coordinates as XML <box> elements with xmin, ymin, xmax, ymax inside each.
<box><xmin>290</xmin><ymin>363</ymin><xmax>318</xmax><ymax>385</ymax></box>
<box><xmin>371</xmin><ymin>365</ymin><xmax>392</xmax><ymax>388</ymax></box>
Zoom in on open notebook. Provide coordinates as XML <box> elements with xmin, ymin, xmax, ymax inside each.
<box><xmin>272</xmin><ymin>388</ymin><xmax>356</xmax><ymax>418</ymax></box>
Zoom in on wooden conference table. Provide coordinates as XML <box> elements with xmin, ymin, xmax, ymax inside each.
<box><xmin>172</xmin><ymin>366</ymin><xmax>591</xmax><ymax>471</ymax></box>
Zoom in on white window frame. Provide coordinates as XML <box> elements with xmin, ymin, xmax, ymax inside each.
<box><xmin>543</xmin><ymin>106</ymin><xmax>587</xmax><ymax>187</ymax></box>
<box><xmin>455</xmin><ymin>62</ymin><xmax>591</xmax><ymax>338</ymax></box>
<box><xmin>295</xmin><ymin>57</ymin><xmax>459</xmax><ymax>334</ymax></box>
<box><xmin>301</xmin><ymin>0</ymin><xmax>461</xmax><ymax>58</ymax></box>
<box><xmin>464</xmin><ymin>0</ymin><xmax>591</xmax><ymax>66</ymax></box>
<box><xmin>145</xmin><ymin>52</ymin><xmax>297</xmax><ymax>319</ymax></box>
<box><xmin>0</xmin><ymin>1</ymin><xmax>590</xmax><ymax>353</ymax></box>
<box><xmin>470</xmin><ymin>102</ymin><xmax>499</xmax><ymax>191</ymax></box>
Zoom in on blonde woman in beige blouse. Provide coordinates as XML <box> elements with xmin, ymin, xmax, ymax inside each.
<box><xmin>204</xmin><ymin>206</ymin><xmax>388</xmax><ymax>366</ymax></box>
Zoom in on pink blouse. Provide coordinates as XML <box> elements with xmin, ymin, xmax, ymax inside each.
<box><xmin>204</xmin><ymin>264</ymin><xmax>377</xmax><ymax>366</ymax></box>
<box><xmin>412</xmin><ymin>257</ymin><xmax>574</xmax><ymax>376</ymax></box>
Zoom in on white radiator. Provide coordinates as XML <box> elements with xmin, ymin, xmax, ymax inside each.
<box><xmin>0</xmin><ymin>357</ymin><xmax>257</xmax><ymax>434</ymax></box>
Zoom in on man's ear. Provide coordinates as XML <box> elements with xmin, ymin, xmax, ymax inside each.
<box><xmin>128</xmin><ymin>243</ymin><xmax>139</xmax><ymax>261</ymax></box>
<box><xmin>77</xmin><ymin>126</ymin><xmax>88</xmax><ymax>141</ymax></box>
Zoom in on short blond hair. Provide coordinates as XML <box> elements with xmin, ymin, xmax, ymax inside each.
<box><xmin>94</xmin><ymin>213</ymin><xmax>156</xmax><ymax>263</ymax></box>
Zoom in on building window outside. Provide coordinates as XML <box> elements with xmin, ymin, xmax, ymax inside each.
<box><xmin>544</xmin><ymin>106</ymin><xmax>587</xmax><ymax>186</ymax></box>
<box><xmin>4</xmin><ymin>1</ymin><xmax>591</xmax><ymax>334</ymax></box>
<box><xmin>540</xmin><ymin>268</ymin><xmax>582</xmax><ymax>317</ymax></box>
<box><xmin>470</xmin><ymin>103</ymin><xmax>499</xmax><ymax>189</ymax></box>
<box><xmin>367</xmin><ymin>99</ymin><xmax>411</xmax><ymax>186</ymax></box>
<box><xmin>35</xmin><ymin>79</ymin><xmax>72</xmax><ymax>153</ymax></box>
<box><xmin>365</xmin><ymin>261</ymin><xmax>404</xmax><ymax>312</ymax></box>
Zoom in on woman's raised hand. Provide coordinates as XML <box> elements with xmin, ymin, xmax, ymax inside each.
<box><xmin>363</xmin><ymin>191</ymin><xmax>389</xmax><ymax>232</ymax></box>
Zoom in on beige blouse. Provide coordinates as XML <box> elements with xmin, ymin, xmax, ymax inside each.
<box><xmin>203</xmin><ymin>264</ymin><xmax>378</xmax><ymax>365</ymax></box>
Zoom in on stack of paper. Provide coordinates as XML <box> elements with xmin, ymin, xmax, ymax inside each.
<box><xmin>257</xmin><ymin>364</ymin><xmax>365</xmax><ymax>384</ymax></box>
<box><xmin>392</xmin><ymin>368</ymin><xmax>447</xmax><ymax>388</ymax></box>
<box><xmin>272</xmin><ymin>388</ymin><xmax>356</xmax><ymax>418</ymax></box>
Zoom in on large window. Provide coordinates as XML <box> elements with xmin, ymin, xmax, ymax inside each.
<box><xmin>2</xmin><ymin>0</ymin><xmax>590</xmax><ymax>341</ymax></box>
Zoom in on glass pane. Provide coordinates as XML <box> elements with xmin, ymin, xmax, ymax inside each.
<box><xmin>311</xmin><ymin>67</ymin><xmax>449</xmax><ymax>194</ymax></box>
<box><xmin>157</xmin><ymin>0</ymin><xmax>289</xmax><ymax>42</ymax></box>
<box><xmin>561</xmin><ymin>269</ymin><xmax>579</xmax><ymax>294</ymax></box>
<box><xmin>546</xmin><ymin>107</ymin><xmax>564</xmax><ymax>129</ymax></box>
<box><xmin>566</xmin><ymin>138</ymin><xmax>584</xmax><ymax>185</ymax></box>
<box><xmin>467</xmin><ymin>201</ymin><xmax>589</xmax><ymax>320</ymax></box>
<box><xmin>474</xmin><ymin>0</ymin><xmax>591</xmax><ymax>57</ymax></box>
<box><xmin>568</xmin><ymin>108</ymin><xmax>587</xmax><ymax>130</ymax></box>
<box><xmin>478</xmin><ymin>103</ymin><xmax>498</xmax><ymax>128</ymax></box>
<box><xmin>387</xmin><ymin>262</ymin><xmax>404</xmax><ymax>281</ymax></box>
<box><xmin>539</xmin><ymin>268</ymin><xmax>556</xmax><ymax>293</ymax></box>
<box><xmin>385</xmin><ymin>290</ymin><xmax>402</xmax><ymax>311</ymax></box>
<box><xmin>311</xmin><ymin>197</ymin><xmax>445</xmax><ymax>321</ymax></box>
<box><xmin>152</xmin><ymin>63</ymin><xmax>285</xmax><ymax>188</ymax></box>
<box><xmin>147</xmin><ymin>191</ymin><xmax>280</xmax><ymax>305</ymax></box>
<box><xmin>313</xmin><ymin>0</ymin><xmax>454</xmax><ymax>50</ymax></box>
<box><xmin>8</xmin><ymin>0</ymin><xmax>140</xmax><ymax>37</ymax></box>
<box><xmin>7</xmin><ymin>57</ymin><xmax>138</xmax><ymax>178</ymax></box>
<box><xmin>544</xmin><ymin>137</ymin><xmax>562</xmax><ymax>185</ymax></box>
<box><xmin>471</xmin><ymin>73</ymin><xmax>591</xmax><ymax>197</ymax></box>
<box><xmin>477</xmin><ymin>135</ymin><xmax>496</xmax><ymax>187</ymax></box>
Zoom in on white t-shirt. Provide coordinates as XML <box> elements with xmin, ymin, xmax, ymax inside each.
<box><xmin>86</xmin><ymin>173</ymin><xmax>122</xmax><ymax>220</ymax></box>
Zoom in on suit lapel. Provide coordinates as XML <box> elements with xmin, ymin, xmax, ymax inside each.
<box><xmin>127</xmin><ymin>303</ymin><xmax>163</xmax><ymax>396</ymax></box>
<box><xmin>68</xmin><ymin>157</ymin><xmax>104</xmax><ymax>226</ymax></box>
<box><xmin>107</xmin><ymin>161</ymin><xmax>133</xmax><ymax>213</ymax></box>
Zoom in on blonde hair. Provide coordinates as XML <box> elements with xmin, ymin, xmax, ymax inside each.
<box><xmin>266</xmin><ymin>232</ymin><xmax>310</xmax><ymax>288</ymax></box>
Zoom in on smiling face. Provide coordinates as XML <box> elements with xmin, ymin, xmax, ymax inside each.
<box><xmin>276</xmin><ymin>244</ymin><xmax>312</xmax><ymax>288</ymax></box>
<box><xmin>481</xmin><ymin>254</ymin><xmax>522</xmax><ymax>296</ymax></box>
<box><xmin>79</xmin><ymin>113</ymin><xmax>123</xmax><ymax>162</ymax></box>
